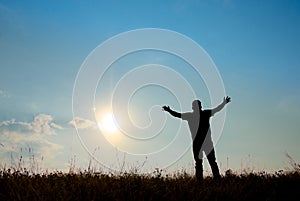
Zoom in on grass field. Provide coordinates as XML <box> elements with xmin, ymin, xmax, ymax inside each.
<box><xmin>1</xmin><ymin>169</ymin><xmax>300</xmax><ymax>201</ymax></box>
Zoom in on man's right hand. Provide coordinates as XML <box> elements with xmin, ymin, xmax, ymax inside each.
<box><xmin>162</xmin><ymin>106</ymin><xmax>170</xmax><ymax>111</ymax></box>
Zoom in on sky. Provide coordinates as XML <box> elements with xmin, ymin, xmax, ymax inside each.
<box><xmin>0</xmin><ymin>0</ymin><xmax>300</xmax><ymax>174</ymax></box>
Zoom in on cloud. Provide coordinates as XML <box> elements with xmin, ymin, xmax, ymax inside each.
<box><xmin>0</xmin><ymin>114</ymin><xmax>63</xmax><ymax>136</ymax></box>
<box><xmin>0</xmin><ymin>118</ymin><xmax>32</xmax><ymax>133</ymax></box>
<box><xmin>0</xmin><ymin>114</ymin><xmax>64</xmax><ymax>169</ymax></box>
<box><xmin>31</xmin><ymin>114</ymin><xmax>63</xmax><ymax>135</ymax></box>
<box><xmin>50</xmin><ymin>122</ymin><xmax>64</xmax><ymax>130</ymax></box>
<box><xmin>0</xmin><ymin>129</ymin><xmax>63</xmax><ymax>169</ymax></box>
<box><xmin>0</xmin><ymin>119</ymin><xmax>16</xmax><ymax>126</ymax></box>
<box><xmin>69</xmin><ymin>117</ymin><xmax>97</xmax><ymax>130</ymax></box>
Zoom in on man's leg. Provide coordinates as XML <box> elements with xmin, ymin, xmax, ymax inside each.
<box><xmin>193</xmin><ymin>140</ymin><xmax>203</xmax><ymax>181</ymax></box>
<box><xmin>206</xmin><ymin>148</ymin><xmax>220</xmax><ymax>179</ymax></box>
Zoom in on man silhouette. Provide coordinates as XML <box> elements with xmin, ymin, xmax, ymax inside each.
<box><xmin>163</xmin><ymin>96</ymin><xmax>231</xmax><ymax>180</ymax></box>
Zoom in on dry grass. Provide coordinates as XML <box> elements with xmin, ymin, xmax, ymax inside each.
<box><xmin>0</xmin><ymin>169</ymin><xmax>300</xmax><ymax>201</ymax></box>
<box><xmin>1</xmin><ymin>150</ymin><xmax>300</xmax><ymax>201</ymax></box>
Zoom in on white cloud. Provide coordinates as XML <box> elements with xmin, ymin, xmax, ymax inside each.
<box><xmin>50</xmin><ymin>122</ymin><xmax>64</xmax><ymax>130</ymax></box>
<box><xmin>0</xmin><ymin>114</ymin><xmax>64</xmax><ymax>170</ymax></box>
<box><xmin>31</xmin><ymin>114</ymin><xmax>62</xmax><ymax>135</ymax></box>
<box><xmin>0</xmin><ymin>129</ymin><xmax>63</xmax><ymax>168</ymax></box>
<box><xmin>0</xmin><ymin>119</ymin><xmax>16</xmax><ymax>126</ymax></box>
<box><xmin>0</xmin><ymin>114</ymin><xmax>63</xmax><ymax>136</ymax></box>
<box><xmin>69</xmin><ymin>117</ymin><xmax>97</xmax><ymax>130</ymax></box>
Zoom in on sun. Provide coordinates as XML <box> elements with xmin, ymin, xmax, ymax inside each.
<box><xmin>99</xmin><ymin>113</ymin><xmax>118</xmax><ymax>133</ymax></box>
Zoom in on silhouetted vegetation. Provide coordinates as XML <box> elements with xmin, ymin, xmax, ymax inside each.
<box><xmin>1</xmin><ymin>150</ymin><xmax>299</xmax><ymax>200</ymax></box>
<box><xmin>1</xmin><ymin>168</ymin><xmax>300</xmax><ymax>201</ymax></box>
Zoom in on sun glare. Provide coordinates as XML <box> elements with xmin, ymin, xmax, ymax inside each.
<box><xmin>99</xmin><ymin>113</ymin><xmax>118</xmax><ymax>133</ymax></box>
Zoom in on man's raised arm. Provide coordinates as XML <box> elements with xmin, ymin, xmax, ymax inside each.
<box><xmin>211</xmin><ymin>96</ymin><xmax>231</xmax><ymax>115</ymax></box>
<box><xmin>162</xmin><ymin>106</ymin><xmax>182</xmax><ymax>118</ymax></box>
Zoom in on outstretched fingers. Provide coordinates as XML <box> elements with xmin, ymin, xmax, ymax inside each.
<box><xmin>162</xmin><ymin>105</ymin><xmax>170</xmax><ymax>111</ymax></box>
<box><xmin>225</xmin><ymin>96</ymin><xmax>231</xmax><ymax>103</ymax></box>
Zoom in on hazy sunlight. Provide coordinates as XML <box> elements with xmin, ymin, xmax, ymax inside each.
<box><xmin>99</xmin><ymin>113</ymin><xmax>118</xmax><ymax>134</ymax></box>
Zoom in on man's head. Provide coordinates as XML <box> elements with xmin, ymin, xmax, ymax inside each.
<box><xmin>192</xmin><ymin>100</ymin><xmax>202</xmax><ymax>111</ymax></box>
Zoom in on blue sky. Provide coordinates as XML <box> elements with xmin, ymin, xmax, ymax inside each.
<box><xmin>0</xmin><ymin>0</ymin><xmax>300</xmax><ymax>173</ymax></box>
